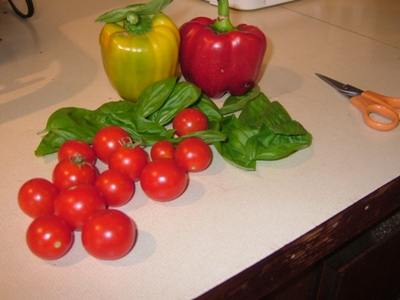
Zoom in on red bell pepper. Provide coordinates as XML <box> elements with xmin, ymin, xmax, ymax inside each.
<box><xmin>179</xmin><ymin>0</ymin><xmax>267</xmax><ymax>99</ymax></box>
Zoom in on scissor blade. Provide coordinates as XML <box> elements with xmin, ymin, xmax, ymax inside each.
<box><xmin>315</xmin><ymin>73</ymin><xmax>364</xmax><ymax>98</ymax></box>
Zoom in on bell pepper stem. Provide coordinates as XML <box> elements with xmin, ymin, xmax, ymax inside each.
<box><xmin>211</xmin><ymin>0</ymin><xmax>236</xmax><ymax>33</ymax></box>
<box><xmin>96</xmin><ymin>0</ymin><xmax>173</xmax><ymax>35</ymax></box>
<box><xmin>126</xmin><ymin>13</ymin><xmax>139</xmax><ymax>26</ymax></box>
<box><xmin>125</xmin><ymin>13</ymin><xmax>153</xmax><ymax>35</ymax></box>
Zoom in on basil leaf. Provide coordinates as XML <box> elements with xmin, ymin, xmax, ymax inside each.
<box><xmin>169</xmin><ymin>129</ymin><xmax>226</xmax><ymax>145</ymax></box>
<box><xmin>213</xmin><ymin>94</ymin><xmax>313</xmax><ymax>170</ymax></box>
<box><xmin>238</xmin><ymin>92</ymin><xmax>271</xmax><ymax>127</ymax></box>
<box><xmin>95</xmin><ymin>100</ymin><xmax>136</xmax><ymax>115</ymax></box>
<box><xmin>262</xmin><ymin>101</ymin><xmax>309</xmax><ymax>135</ymax></box>
<box><xmin>219</xmin><ymin>85</ymin><xmax>261</xmax><ymax>115</ymax></box>
<box><xmin>51</xmin><ymin>126</ymin><xmax>99</xmax><ymax>142</ymax></box>
<box><xmin>246</xmin><ymin>121</ymin><xmax>312</xmax><ymax>161</ymax></box>
<box><xmin>191</xmin><ymin>94</ymin><xmax>222</xmax><ymax>123</ymax></box>
<box><xmin>35</xmin><ymin>76</ymin><xmax>312</xmax><ymax>170</ymax></box>
<box><xmin>135</xmin><ymin>0</ymin><xmax>173</xmax><ymax>16</ymax></box>
<box><xmin>95</xmin><ymin>106</ymin><xmax>170</xmax><ymax>144</ymax></box>
<box><xmin>35</xmin><ymin>132</ymin><xmax>68</xmax><ymax>157</ymax></box>
<box><xmin>35</xmin><ymin>124</ymin><xmax>99</xmax><ymax>157</ymax></box>
<box><xmin>136</xmin><ymin>77</ymin><xmax>178</xmax><ymax>118</ymax></box>
<box><xmin>139</xmin><ymin>129</ymin><xmax>175</xmax><ymax>146</ymax></box>
<box><xmin>149</xmin><ymin>81</ymin><xmax>201</xmax><ymax>125</ymax></box>
<box><xmin>43</xmin><ymin>107</ymin><xmax>95</xmax><ymax>132</ymax></box>
<box><xmin>35</xmin><ymin>107</ymin><xmax>100</xmax><ymax>156</ymax></box>
<box><xmin>95</xmin><ymin>0</ymin><xmax>173</xmax><ymax>23</ymax></box>
<box><xmin>214</xmin><ymin>115</ymin><xmax>258</xmax><ymax>170</ymax></box>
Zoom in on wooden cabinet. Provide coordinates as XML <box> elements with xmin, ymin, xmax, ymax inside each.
<box><xmin>316</xmin><ymin>211</ymin><xmax>400</xmax><ymax>300</ymax></box>
<box><xmin>265</xmin><ymin>209</ymin><xmax>400</xmax><ymax>300</ymax></box>
<box><xmin>197</xmin><ymin>177</ymin><xmax>400</xmax><ymax>300</ymax></box>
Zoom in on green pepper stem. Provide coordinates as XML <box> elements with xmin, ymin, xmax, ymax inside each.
<box><xmin>210</xmin><ymin>0</ymin><xmax>236</xmax><ymax>33</ymax></box>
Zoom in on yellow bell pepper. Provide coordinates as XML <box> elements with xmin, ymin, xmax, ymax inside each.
<box><xmin>96</xmin><ymin>0</ymin><xmax>180</xmax><ymax>102</ymax></box>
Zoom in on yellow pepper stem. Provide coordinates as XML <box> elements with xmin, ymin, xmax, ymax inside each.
<box><xmin>125</xmin><ymin>13</ymin><xmax>153</xmax><ymax>35</ymax></box>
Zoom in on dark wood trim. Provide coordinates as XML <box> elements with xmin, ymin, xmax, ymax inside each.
<box><xmin>197</xmin><ymin>176</ymin><xmax>400</xmax><ymax>300</ymax></box>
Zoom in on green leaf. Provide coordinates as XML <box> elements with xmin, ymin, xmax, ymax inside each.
<box><xmin>94</xmin><ymin>104</ymin><xmax>170</xmax><ymax>144</ymax></box>
<box><xmin>43</xmin><ymin>107</ymin><xmax>95</xmax><ymax>132</ymax></box>
<box><xmin>35</xmin><ymin>132</ymin><xmax>68</xmax><ymax>157</ymax></box>
<box><xmin>213</xmin><ymin>115</ymin><xmax>258</xmax><ymax>170</ymax></box>
<box><xmin>149</xmin><ymin>81</ymin><xmax>201</xmax><ymax>125</ymax></box>
<box><xmin>249</xmin><ymin>123</ymin><xmax>312</xmax><ymax>161</ymax></box>
<box><xmin>95</xmin><ymin>0</ymin><xmax>173</xmax><ymax>23</ymax></box>
<box><xmin>51</xmin><ymin>126</ymin><xmax>98</xmax><ymax>142</ymax></box>
<box><xmin>136</xmin><ymin>77</ymin><xmax>178</xmax><ymax>118</ymax></box>
<box><xmin>262</xmin><ymin>101</ymin><xmax>309</xmax><ymax>135</ymax></box>
<box><xmin>191</xmin><ymin>94</ymin><xmax>222</xmax><ymax>123</ymax></box>
<box><xmin>213</xmin><ymin>96</ymin><xmax>313</xmax><ymax>170</ymax></box>
<box><xmin>35</xmin><ymin>123</ymin><xmax>99</xmax><ymax>157</ymax></box>
<box><xmin>168</xmin><ymin>130</ymin><xmax>226</xmax><ymax>145</ymax></box>
<box><xmin>238</xmin><ymin>92</ymin><xmax>271</xmax><ymax>127</ymax></box>
<box><xmin>133</xmin><ymin>0</ymin><xmax>173</xmax><ymax>15</ymax></box>
<box><xmin>35</xmin><ymin>71</ymin><xmax>312</xmax><ymax>170</ymax></box>
<box><xmin>219</xmin><ymin>85</ymin><xmax>261</xmax><ymax>115</ymax></box>
<box><xmin>95</xmin><ymin>100</ymin><xmax>136</xmax><ymax>114</ymax></box>
<box><xmin>138</xmin><ymin>129</ymin><xmax>175</xmax><ymax>146</ymax></box>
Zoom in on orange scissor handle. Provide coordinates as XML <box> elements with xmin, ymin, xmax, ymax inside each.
<box><xmin>350</xmin><ymin>91</ymin><xmax>400</xmax><ymax>131</ymax></box>
<box><xmin>363</xmin><ymin>90</ymin><xmax>400</xmax><ymax>116</ymax></box>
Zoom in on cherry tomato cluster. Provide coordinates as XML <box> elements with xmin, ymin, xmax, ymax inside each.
<box><xmin>18</xmin><ymin>108</ymin><xmax>212</xmax><ymax>260</ymax></box>
<box><xmin>18</xmin><ymin>138</ymin><xmax>137</xmax><ymax>261</ymax></box>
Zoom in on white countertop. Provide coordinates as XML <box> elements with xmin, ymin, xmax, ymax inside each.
<box><xmin>1</xmin><ymin>0</ymin><xmax>399</xmax><ymax>299</ymax></box>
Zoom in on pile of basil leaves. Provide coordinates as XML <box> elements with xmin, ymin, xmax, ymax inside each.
<box><xmin>35</xmin><ymin>77</ymin><xmax>312</xmax><ymax>171</ymax></box>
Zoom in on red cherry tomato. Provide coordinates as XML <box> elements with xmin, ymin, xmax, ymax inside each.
<box><xmin>140</xmin><ymin>159</ymin><xmax>188</xmax><ymax>202</ymax></box>
<box><xmin>52</xmin><ymin>156</ymin><xmax>98</xmax><ymax>191</ymax></box>
<box><xmin>108</xmin><ymin>142</ymin><xmax>148</xmax><ymax>182</ymax></box>
<box><xmin>95</xmin><ymin>169</ymin><xmax>135</xmax><ymax>207</ymax></box>
<box><xmin>81</xmin><ymin>209</ymin><xmax>137</xmax><ymax>260</ymax></box>
<box><xmin>18</xmin><ymin>178</ymin><xmax>59</xmax><ymax>218</ymax></box>
<box><xmin>175</xmin><ymin>137</ymin><xmax>212</xmax><ymax>172</ymax></box>
<box><xmin>54</xmin><ymin>184</ymin><xmax>106</xmax><ymax>231</ymax></box>
<box><xmin>58</xmin><ymin>140</ymin><xmax>96</xmax><ymax>165</ymax></box>
<box><xmin>92</xmin><ymin>126</ymin><xmax>130</xmax><ymax>164</ymax></box>
<box><xmin>172</xmin><ymin>108</ymin><xmax>208</xmax><ymax>137</ymax></box>
<box><xmin>26</xmin><ymin>215</ymin><xmax>74</xmax><ymax>260</ymax></box>
<box><xmin>150</xmin><ymin>140</ymin><xmax>175</xmax><ymax>160</ymax></box>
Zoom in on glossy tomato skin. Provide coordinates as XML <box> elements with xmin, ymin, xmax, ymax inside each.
<box><xmin>150</xmin><ymin>140</ymin><xmax>175</xmax><ymax>160</ymax></box>
<box><xmin>26</xmin><ymin>215</ymin><xmax>74</xmax><ymax>260</ymax></box>
<box><xmin>172</xmin><ymin>108</ymin><xmax>208</xmax><ymax>137</ymax></box>
<box><xmin>92</xmin><ymin>126</ymin><xmax>130</xmax><ymax>164</ymax></box>
<box><xmin>57</xmin><ymin>140</ymin><xmax>96</xmax><ymax>165</ymax></box>
<box><xmin>52</xmin><ymin>157</ymin><xmax>98</xmax><ymax>191</ymax></box>
<box><xmin>108</xmin><ymin>145</ymin><xmax>148</xmax><ymax>182</ymax></box>
<box><xmin>54</xmin><ymin>184</ymin><xmax>106</xmax><ymax>231</ymax></box>
<box><xmin>140</xmin><ymin>159</ymin><xmax>188</xmax><ymax>202</ymax></box>
<box><xmin>175</xmin><ymin>137</ymin><xmax>212</xmax><ymax>172</ymax></box>
<box><xmin>18</xmin><ymin>178</ymin><xmax>59</xmax><ymax>218</ymax></box>
<box><xmin>95</xmin><ymin>169</ymin><xmax>135</xmax><ymax>207</ymax></box>
<box><xmin>81</xmin><ymin>209</ymin><xmax>137</xmax><ymax>260</ymax></box>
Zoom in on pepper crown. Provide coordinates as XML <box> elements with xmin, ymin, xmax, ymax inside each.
<box><xmin>95</xmin><ymin>0</ymin><xmax>173</xmax><ymax>35</ymax></box>
<box><xmin>210</xmin><ymin>0</ymin><xmax>236</xmax><ymax>33</ymax></box>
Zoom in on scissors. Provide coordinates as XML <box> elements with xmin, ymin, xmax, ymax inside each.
<box><xmin>316</xmin><ymin>73</ymin><xmax>400</xmax><ymax>131</ymax></box>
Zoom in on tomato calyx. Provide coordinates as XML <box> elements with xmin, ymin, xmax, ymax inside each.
<box><xmin>68</xmin><ymin>154</ymin><xmax>94</xmax><ymax>168</ymax></box>
<box><xmin>119</xmin><ymin>137</ymin><xmax>142</xmax><ymax>149</ymax></box>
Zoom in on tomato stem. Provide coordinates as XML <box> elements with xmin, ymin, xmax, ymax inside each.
<box><xmin>69</xmin><ymin>154</ymin><xmax>93</xmax><ymax>167</ymax></box>
<box><xmin>119</xmin><ymin>137</ymin><xmax>142</xmax><ymax>149</ymax></box>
